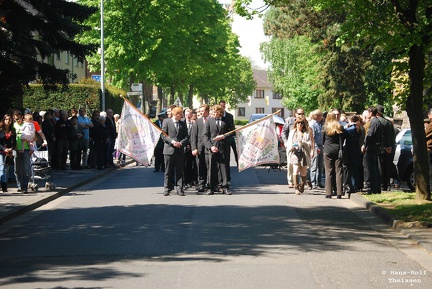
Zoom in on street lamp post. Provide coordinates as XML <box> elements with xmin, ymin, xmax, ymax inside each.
<box><xmin>100</xmin><ymin>0</ymin><xmax>105</xmax><ymax>111</ymax></box>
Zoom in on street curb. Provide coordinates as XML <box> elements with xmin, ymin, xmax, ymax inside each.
<box><xmin>0</xmin><ymin>161</ymin><xmax>133</xmax><ymax>225</ymax></box>
<box><xmin>350</xmin><ymin>193</ymin><xmax>432</xmax><ymax>254</ymax></box>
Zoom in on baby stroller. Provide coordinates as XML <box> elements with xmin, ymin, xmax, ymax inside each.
<box><xmin>28</xmin><ymin>146</ymin><xmax>56</xmax><ymax>192</ymax></box>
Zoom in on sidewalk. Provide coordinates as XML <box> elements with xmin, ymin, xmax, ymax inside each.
<box><xmin>0</xmin><ymin>164</ymin><xmax>129</xmax><ymax>224</ymax></box>
<box><xmin>350</xmin><ymin>192</ymin><xmax>432</xmax><ymax>254</ymax></box>
<box><xmin>1</xmin><ymin>163</ymin><xmax>431</xmax><ymax>255</ymax></box>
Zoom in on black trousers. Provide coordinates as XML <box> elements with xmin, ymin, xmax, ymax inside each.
<box><xmin>164</xmin><ymin>152</ymin><xmax>184</xmax><ymax>191</ymax></box>
<box><xmin>206</xmin><ymin>151</ymin><xmax>229</xmax><ymax>191</ymax></box>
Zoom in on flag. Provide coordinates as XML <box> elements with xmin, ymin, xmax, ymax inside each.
<box><xmin>236</xmin><ymin>116</ymin><xmax>280</xmax><ymax>172</ymax></box>
<box><xmin>116</xmin><ymin>99</ymin><xmax>162</xmax><ymax>166</ymax></box>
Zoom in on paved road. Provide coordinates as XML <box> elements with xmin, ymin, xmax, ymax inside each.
<box><xmin>0</xmin><ymin>164</ymin><xmax>431</xmax><ymax>288</ymax></box>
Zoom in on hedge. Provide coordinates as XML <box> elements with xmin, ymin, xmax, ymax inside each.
<box><xmin>23</xmin><ymin>83</ymin><xmax>126</xmax><ymax>114</ymax></box>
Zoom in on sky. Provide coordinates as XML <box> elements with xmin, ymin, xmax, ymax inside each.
<box><xmin>218</xmin><ymin>0</ymin><xmax>269</xmax><ymax>69</ymax></box>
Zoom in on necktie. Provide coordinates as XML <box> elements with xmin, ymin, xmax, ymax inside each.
<box><xmin>175</xmin><ymin>122</ymin><xmax>179</xmax><ymax>133</ymax></box>
<box><xmin>216</xmin><ymin>119</ymin><xmax>221</xmax><ymax>128</ymax></box>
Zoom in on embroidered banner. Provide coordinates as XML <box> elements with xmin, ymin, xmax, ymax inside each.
<box><xmin>236</xmin><ymin>116</ymin><xmax>280</xmax><ymax>172</ymax></box>
<box><xmin>116</xmin><ymin>99</ymin><xmax>162</xmax><ymax>166</ymax></box>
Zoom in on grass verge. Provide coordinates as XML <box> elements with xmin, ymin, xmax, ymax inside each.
<box><xmin>362</xmin><ymin>191</ymin><xmax>432</xmax><ymax>226</ymax></box>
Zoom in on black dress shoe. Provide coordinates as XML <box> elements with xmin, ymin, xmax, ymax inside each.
<box><xmin>337</xmin><ymin>195</ymin><xmax>342</xmax><ymax>199</ymax></box>
<box><xmin>163</xmin><ymin>191</ymin><xmax>170</xmax><ymax>196</ymax></box>
<box><xmin>325</xmin><ymin>195</ymin><xmax>331</xmax><ymax>199</ymax></box>
<box><xmin>223</xmin><ymin>188</ymin><xmax>232</xmax><ymax>195</ymax></box>
<box><xmin>197</xmin><ymin>186</ymin><xmax>206</xmax><ymax>192</ymax></box>
<box><xmin>205</xmin><ymin>190</ymin><xmax>214</xmax><ymax>195</ymax></box>
<box><xmin>177</xmin><ymin>190</ymin><xmax>185</xmax><ymax>196</ymax></box>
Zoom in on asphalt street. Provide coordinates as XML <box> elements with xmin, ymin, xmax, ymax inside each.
<box><xmin>0</xmin><ymin>163</ymin><xmax>431</xmax><ymax>289</ymax></box>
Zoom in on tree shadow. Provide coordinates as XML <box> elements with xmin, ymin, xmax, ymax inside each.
<box><xmin>0</xmin><ymin>201</ymin><xmax>388</xmax><ymax>285</ymax></box>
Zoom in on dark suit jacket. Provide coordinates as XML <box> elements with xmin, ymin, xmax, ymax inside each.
<box><xmin>154</xmin><ymin>119</ymin><xmax>164</xmax><ymax>149</ymax></box>
<box><xmin>203</xmin><ymin>118</ymin><xmax>231</xmax><ymax>156</ymax></box>
<box><xmin>161</xmin><ymin>118</ymin><xmax>189</xmax><ymax>155</ymax></box>
<box><xmin>191</xmin><ymin>117</ymin><xmax>206</xmax><ymax>153</ymax></box>
<box><xmin>222</xmin><ymin>111</ymin><xmax>235</xmax><ymax>132</ymax></box>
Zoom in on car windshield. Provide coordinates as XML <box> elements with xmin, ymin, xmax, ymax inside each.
<box><xmin>395</xmin><ymin>129</ymin><xmax>412</xmax><ymax>146</ymax></box>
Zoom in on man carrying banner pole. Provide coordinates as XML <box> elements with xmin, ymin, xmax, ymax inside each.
<box><xmin>203</xmin><ymin>105</ymin><xmax>233</xmax><ymax>195</ymax></box>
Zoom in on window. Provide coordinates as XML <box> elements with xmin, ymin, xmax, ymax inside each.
<box><xmin>256</xmin><ymin>107</ymin><xmax>265</xmax><ymax>114</ymax></box>
<box><xmin>272</xmin><ymin>91</ymin><xmax>282</xmax><ymax>99</ymax></box>
<box><xmin>272</xmin><ymin>108</ymin><xmax>284</xmax><ymax>119</ymax></box>
<box><xmin>47</xmin><ymin>55</ymin><xmax>54</xmax><ymax>66</ymax></box>
<box><xmin>65</xmin><ymin>52</ymin><xmax>69</xmax><ymax>64</ymax></box>
<box><xmin>238</xmin><ymin>107</ymin><xmax>245</xmax><ymax>116</ymax></box>
<box><xmin>255</xmin><ymin>89</ymin><xmax>264</xmax><ymax>98</ymax></box>
<box><xmin>56</xmin><ymin>51</ymin><xmax>61</xmax><ymax>60</ymax></box>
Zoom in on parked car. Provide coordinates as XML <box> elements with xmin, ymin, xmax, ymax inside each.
<box><xmin>392</xmin><ymin>128</ymin><xmax>415</xmax><ymax>191</ymax></box>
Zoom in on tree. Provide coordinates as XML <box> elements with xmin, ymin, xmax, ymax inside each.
<box><xmin>0</xmin><ymin>0</ymin><xmax>97</xmax><ymax>114</ymax></box>
<box><xmin>79</xmin><ymin>0</ymin><xmax>255</xmax><ymax>109</ymax></box>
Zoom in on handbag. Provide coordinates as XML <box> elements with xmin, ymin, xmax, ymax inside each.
<box><xmin>338</xmin><ymin>135</ymin><xmax>348</xmax><ymax>164</ymax></box>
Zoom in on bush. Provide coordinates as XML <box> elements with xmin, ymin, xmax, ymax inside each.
<box><xmin>234</xmin><ymin>119</ymin><xmax>248</xmax><ymax>126</ymax></box>
<box><xmin>23</xmin><ymin>82</ymin><xmax>126</xmax><ymax>114</ymax></box>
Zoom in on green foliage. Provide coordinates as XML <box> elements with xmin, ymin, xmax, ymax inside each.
<box><xmin>262</xmin><ymin>35</ymin><xmax>323</xmax><ymax>112</ymax></box>
<box><xmin>234</xmin><ymin>119</ymin><xmax>249</xmax><ymax>126</ymax></box>
<box><xmin>23</xmin><ymin>84</ymin><xmax>126</xmax><ymax>114</ymax></box>
<box><xmin>78</xmin><ymin>0</ymin><xmax>255</xmax><ymax>109</ymax></box>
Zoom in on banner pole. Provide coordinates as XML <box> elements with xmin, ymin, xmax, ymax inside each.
<box><xmin>222</xmin><ymin>110</ymin><xmax>281</xmax><ymax>137</ymax></box>
<box><xmin>121</xmin><ymin>97</ymin><xmax>168</xmax><ymax>137</ymax></box>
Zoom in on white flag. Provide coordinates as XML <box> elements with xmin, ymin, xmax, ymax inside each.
<box><xmin>236</xmin><ymin>116</ymin><xmax>280</xmax><ymax>172</ymax></box>
<box><xmin>117</xmin><ymin>99</ymin><xmax>162</xmax><ymax>166</ymax></box>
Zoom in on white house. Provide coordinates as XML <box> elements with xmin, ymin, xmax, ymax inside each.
<box><xmin>229</xmin><ymin>69</ymin><xmax>288</xmax><ymax>121</ymax></box>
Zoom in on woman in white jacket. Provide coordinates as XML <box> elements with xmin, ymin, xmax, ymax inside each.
<box><xmin>286</xmin><ymin>117</ymin><xmax>312</xmax><ymax>195</ymax></box>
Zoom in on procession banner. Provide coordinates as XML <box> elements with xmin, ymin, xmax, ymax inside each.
<box><xmin>116</xmin><ymin>99</ymin><xmax>162</xmax><ymax>166</ymax></box>
<box><xmin>235</xmin><ymin>116</ymin><xmax>280</xmax><ymax>172</ymax></box>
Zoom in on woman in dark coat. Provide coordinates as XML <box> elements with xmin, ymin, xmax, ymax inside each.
<box><xmin>0</xmin><ymin>113</ymin><xmax>17</xmax><ymax>192</ymax></box>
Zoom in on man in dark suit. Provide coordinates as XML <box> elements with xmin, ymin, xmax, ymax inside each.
<box><xmin>161</xmin><ymin>106</ymin><xmax>189</xmax><ymax>196</ymax></box>
<box><xmin>183</xmin><ymin>108</ymin><xmax>197</xmax><ymax>188</ymax></box>
<box><xmin>219</xmin><ymin>100</ymin><xmax>236</xmax><ymax>183</ymax></box>
<box><xmin>204</xmin><ymin>105</ymin><xmax>232</xmax><ymax>195</ymax></box>
<box><xmin>361</xmin><ymin>107</ymin><xmax>383</xmax><ymax>194</ymax></box>
<box><xmin>376</xmin><ymin>104</ymin><xmax>396</xmax><ymax>191</ymax></box>
<box><xmin>191</xmin><ymin>104</ymin><xmax>210</xmax><ymax>192</ymax></box>
<box><xmin>153</xmin><ymin>110</ymin><xmax>166</xmax><ymax>172</ymax></box>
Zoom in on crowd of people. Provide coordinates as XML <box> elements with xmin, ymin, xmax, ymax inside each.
<box><xmin>282</xmin><ymin>105</ymin><xmax>398</xmax><ymax>199</ymax></box>
<box><xmin>0</xmin><ymin>102</ymin><xmax>403</xmax><ymax>198</ymax></box>
<box><xmin>155</xmin><ymin>101</ymin><xmax>236</xmax><ymax>196</ymax></box>
<box><xmin>0</xmin><ymin>107</ymin><xmax>121</xmax><ymax>194</ymax></box>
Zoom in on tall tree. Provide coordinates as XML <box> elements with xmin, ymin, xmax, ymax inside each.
<box><xmin>79</xmin><ymin>0</ymin><xmax>255</xmax><ymax>108</ymax></box>
<box><xmin>0</xmin><ymin>0</ymin><xmax>97</xmax><ymax>114</ymax></box>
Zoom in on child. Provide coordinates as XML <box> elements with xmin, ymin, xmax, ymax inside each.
<box><xmin>20</xmin><ymin>113</ymin><xmax>36</xmax><ymax>151</ymax></box>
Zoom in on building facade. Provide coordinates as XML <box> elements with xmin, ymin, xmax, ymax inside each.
<box><xmin>230</xmin><ymin>70</ymin><xmax>288</xmax><ymax>121</ymax></box>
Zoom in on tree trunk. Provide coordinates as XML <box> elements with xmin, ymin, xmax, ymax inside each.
<box><xmin>188</xmin><ymin>84</ymin><xmax>194</xmax><ymax>108</ymax></box>
<box><xmin>157</xmin><ymin>86</ymin><xmax>163</xmax><ymax>112</ymax></box>
<box><xmin>406</xmin><ymin>44</ymin><xmax>431</xmax><ymax>200</ymax></box>
<box><xmin>169</xmin><ymin>84</ymin><xmax>175</xmax><ymax>105</ymax></box>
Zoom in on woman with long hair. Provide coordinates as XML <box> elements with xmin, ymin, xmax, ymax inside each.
<box><xmin>0</xmin><ymin>113</ymin><xmax>17</xmax><ymax>192</ymax></box>
<box><xmin>323</xmin><ymin>112</ymin><xmax>345</xmax><ymax>198</ymax></box>
<box><xmin>286</xmin><ymin>117</ymin><xmax>312</xmax><ymax>195</ymax></box>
